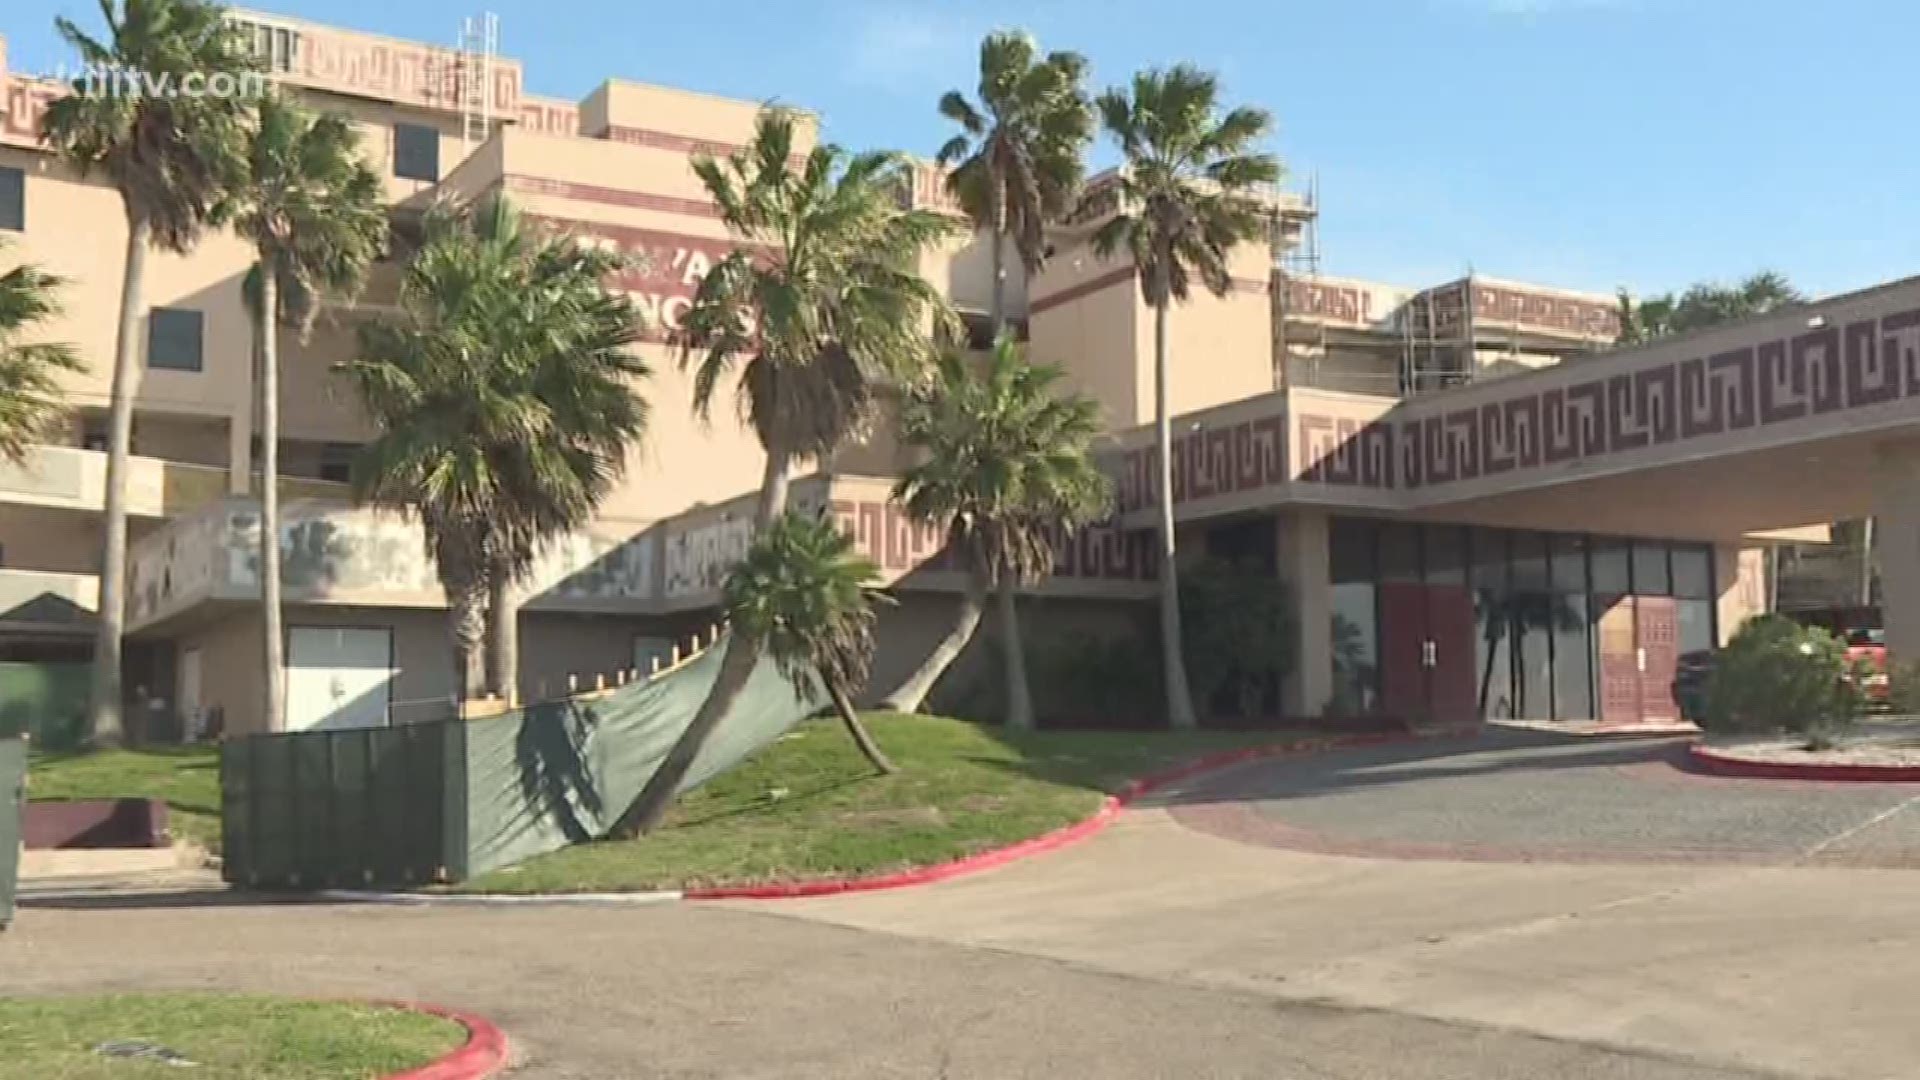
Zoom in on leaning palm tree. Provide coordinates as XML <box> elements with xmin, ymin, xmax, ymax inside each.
<box><xmin>0</xmin><ymin>241</ymin><xmax>83</xmax><ymax>463</ymax></box>
<box><xmin>1091</xmin><ymin>65</ymin><xmax>1281</xmax><ymax>729</ymax></box>
<box><xmin>884</xmin><ymin>336</ymin><xmax>1111</xmax><ymax>725</ymax></box>
<box><xmin>935</xmin><ymin>30</ymin><xmax>1093</xmax><ymax>331</ymax></box>
<box><xmin>341</xmin><ymin>198</ymin><xmax>649</xmax><ymax>705</ymax></box>
<box><xmin>231</xmin><ymin>93</ymin><xmax>386</xmax><ymax>733</ymax></box>
<box><xmin>610</xmin><ymin>108</ymin><xmax>957</xmax><ymax>837</ymax></box>
<box><xmin>727</xmin><ymin>512</ymin><xmax>895</xmax><ymax>774</ymax></box>
<box><xmin>42</xmin><ymin>0</ymin><xmax>259</xmax><ymax>748</ymax></box>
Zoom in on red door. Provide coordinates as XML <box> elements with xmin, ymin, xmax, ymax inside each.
<box><xmin>1425</xmin><ymin>584</ymin><xmax>1478</xmax><ymax>724</ymax></box>
<box><xmin>1636</xmin><ymin>597</ymin><xmax>1680</xmax><ymax>722</ymax></box>
<box><xmin>1596</xmin><ymin>594</ymin><xmax>1640</xmax><ymax>724</ymax></box>
<box><xmin>1379</xmin><ymin>582</ymin><xmax>1429</xmax><ymax>723</ymax></box>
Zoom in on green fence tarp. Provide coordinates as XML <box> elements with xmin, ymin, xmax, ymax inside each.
<box><xmin>0</xmin><ymin>737</ymin><xmax>25</xmax><ymax>929</ymax></box>
<box><xmin>223</xmin><ymin>636</ymin><xmax>827</xmax><ymax>888</ymax></box>
<box><xmin>461</xmin><ymin>638</ymin><xmax>825</xmax><ymax>878</ymax></box>
<box><xmin>0</xmin><ymin>662</ymin><xmax>89</xmax><ymax>750</ymax></box>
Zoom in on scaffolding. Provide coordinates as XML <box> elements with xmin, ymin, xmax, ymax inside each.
<box><xmin>457</xmin><ymin>13</ymin><xmax>499</xmax><ymax>151</ymax></box>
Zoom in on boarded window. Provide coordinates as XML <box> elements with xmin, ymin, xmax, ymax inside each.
<box><xmin>147</xmin><ymin>308</ymin><xmax>204</xmax><ymax>372</ymax></box>
<box><xmin>0</xmin><ymin>167</ymin><xmax>23</xmax><ymax>231</ymax></box>
<box><xmin>393</xmin><ymin>123</ymin><xmax>440</xmax><ymax>181</ymax></box>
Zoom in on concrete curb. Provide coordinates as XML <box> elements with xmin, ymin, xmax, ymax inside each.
<box><xmin>1687</xmin><ymin>741</ymin><xmax>1920</xmax><ymax>782</ymax></box>
<box><xmin>684</xmin><ymin>724</ymin><xmax>1483</xmax><ymax>901</ymax></box>
<box><xmin>317</xmin><ymin>889</ymin><xmax>683</xmax><ymax>906</ymax></box>
<box><xmin>381</xmin><ymin>1002</ymin><xmax>509</xmax><ymax>1080</ymax></box>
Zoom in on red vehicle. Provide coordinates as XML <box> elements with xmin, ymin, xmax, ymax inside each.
<box><xmin>1843</xmin><ymin>626</ymin><xmax>1889</xmax><ymax>702</ymax></box>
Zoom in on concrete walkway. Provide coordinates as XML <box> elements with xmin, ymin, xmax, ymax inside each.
<box><xmin>760</xmin><ymin>732</ymin><xmax>1920</xmax><ymax>1080</ymax></box>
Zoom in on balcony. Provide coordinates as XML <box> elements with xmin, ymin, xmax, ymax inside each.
<box><xmin>0</xmin><ymin>568</ymin><xmax>98</xmax><ymax>634</ymax></box>
<box><xmin>0</xmin><ymin>444</ymin><xmax>233</xmax><ymax>518</ymax></box>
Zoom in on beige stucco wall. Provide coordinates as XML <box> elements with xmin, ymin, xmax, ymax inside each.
<box><xmin>1715</xmin><ymin>545</ymin><xmax>1769</xmax><ymax>647</ymax></box>
<box><xmin>0</xmin><ymin>509</ymin><xmax>103</xmax><ymax>575</ymax></box>
<box><xmin>1029</xmin><ymin>241</ymin><xmax>1142</xmax><ymax>428</ymax></box>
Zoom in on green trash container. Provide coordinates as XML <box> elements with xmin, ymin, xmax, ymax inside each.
<box><xmin>0</xmin><ymin>736</ymin><xmax>24</xmax><ymax>930</ymax></box>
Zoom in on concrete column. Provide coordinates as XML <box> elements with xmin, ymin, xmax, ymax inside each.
<box><xmin>1873</xmin><ymin>442</ymin><xmax>1920</xmax><ymax>664</ymax></box>
<box><xmin>226</xmin><ymin>410</ymin><xmax>254</xmax><ymax>496</ymax></box>
<box><xmin>1276</xmin><ymin>509</ymin><xmax>1333</xmax><ymax>717</ymax></box>
<box><xmin>1713</xmin><ymin>544</ymin><xmax>1768</xmax><ymax>647</ymax></box>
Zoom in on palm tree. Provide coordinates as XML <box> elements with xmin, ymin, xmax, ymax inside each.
<box><xmin>0</xmin><ymin>241</ymin><xmax>83</xmax><ymax>463</ymax></box>
<box><xmin>231</xmin><ymin>93</ymin><xmax>386</xmax><ymax>733</ymax></box>
<box><xmin>341</xmin><ymin>198</ymin><xmax>649</xmax><ymax>705</ymax></box>
<box><xmin>935</xmin><ymin>30</ymin><xmax>1093</xmax><ymax>332</ymax></box>
<box><xmin>610</xmin><ymin>108</ymin><xmax>957</xmax><ymax>837</ymax></box>
<box><xmin>42</xmin><ymin>0</ymin><xmax>259</xmax><ymax>748</ymax></box>
<box><xmin>1090</xmin><ymin>65</ymin><xmax>1281</xmax><ymax>729</ymax></box>
<box><xmin>1617</xmin><ymin>270</ymin><xmax>1800</xmax><ymax>345</ymax></box>
<box><xmin>726</xmin><ymin>512</ymin><xmax>895</xmax><ymax>774</ymax></box>
<box><xmin>884</xmin><ymin>336</ymin><xmax>1112</xmax><ymax>724</ymax></box>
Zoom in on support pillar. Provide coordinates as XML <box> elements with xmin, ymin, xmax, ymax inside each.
<box><xmin>1874</xmin><ymin>442</ymin><xmax>1920</xmax><ymax>664</ymax></box>
<box><xmin>226</xmin><ymin>410</ymin><xmax>254</xmax><ymax>496</ymax></box>
<box><xmin>1277</xmin><ymin>509</ymin><xmax>1333</xmax><ymax>718</ymax></box>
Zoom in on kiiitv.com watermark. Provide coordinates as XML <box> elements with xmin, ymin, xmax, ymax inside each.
<box><xmin>49</xmin><ymin>62</ymin><xmax>271</xmax><ymax>101</ymax></box>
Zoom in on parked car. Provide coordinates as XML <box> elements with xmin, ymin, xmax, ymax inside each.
<box><xmin>1843</xmin><ymin>627</ymin><xmax>1889</xmax><ymax>703</ymax></box>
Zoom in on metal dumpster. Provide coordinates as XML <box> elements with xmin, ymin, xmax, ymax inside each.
<box><xmin>0</xmin><ymin>736</ymin><xmax>24</xmax><ymax>930</ymax></box>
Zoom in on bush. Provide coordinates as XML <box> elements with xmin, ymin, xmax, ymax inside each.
<box><xmin>1179</xmin><ymin>557</ymin><xmax>1296</xmax><ymax>721</ymax></box>
<box><xmin>1703</xmin><ymin>615</ymin><xmax>1862</xmax><ymax>736</ymax></box>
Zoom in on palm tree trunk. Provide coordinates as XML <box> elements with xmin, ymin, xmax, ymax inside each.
<box><xmin>828</xmin><ymin>678</ymin><xmax>895</xmax><ymax>774</ymax></box>
<box><xmin>988</xmin><ymin>200</ymin><xmax>1007</xmax><ymax>335</ymax></box>
<box><xmin>610</xmin><ymin>447</ymin><xmax>792</xmax><ymax>838</ymax></box>
<box><xmin>880</xmin><ymin>573</ymin><xmax>985</xmax><ymax>713</ymax></box>
<box><xmin>88</xmin><ymin>212</ymin><xmax>151</xmax><ymax>749</ymax></box>
<box><xmin>258</xmin><ymin>268</ymin><xmax>285</xmax><ymax>733</ymax></box>
<box><xmin>450</xmin><ymin>574</ymin><xmax>487</xmax><ymax>709</ymax></box>
<box><xmin>997</xmin><ymin>572</ymin><xmax>1035</xmax><ymax>730</ymax></box>
<box><xmin>1153</xmin><ymin>286</ymin><xmax>1198</xmax><ymax>729</ymax></box>
<box><xmin>487</xmin><ymin>554</ymin><xmax>519</xmax><ymax>705</ymax></box>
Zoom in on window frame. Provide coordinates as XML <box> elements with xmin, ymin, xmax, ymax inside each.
<box><xmin>147</xmin><ymin>307</ymin><xmax>206</xmax><ymax>373</ymax></box>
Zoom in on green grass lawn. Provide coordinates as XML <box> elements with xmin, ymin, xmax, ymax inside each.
<box><xmin>0</xmin><ymin>993</ymin><xmax>463</xmax><ymax>1080</ymax></box>
<box><xmin>458</xmin><ymin>712</ymin><xmax>1303</xmax><ymax>894</ymax></box>
<box><xmin>25</xmin><ymin>746</ymin><xmax>222</xmax><ymax>849</ymax></box>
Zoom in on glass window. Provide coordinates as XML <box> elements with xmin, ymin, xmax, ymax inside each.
<box><xmin>1328</xmin><ymin>518</ymin><xmax>1380</xmax><ymax>715</ymax></box>
<box><xmin>1554</xmin><ymin>593</ymin><xmax>1595</xmax><ymax>718</ymax></box>
<box><xmin>1678</xmin><ymin>598</ymin><xmax>1715</xmax><ymax>657</ymax></box>
<box><xmin>1470</xmin><ymin>528</ymin><xmax>1508</xmax><ymax>592</ymax></box>
<box><xmin>0</xmin><ymin>167</ymin><xmax>22</xmax><ymax>231</ymax></box>
<box><xmin>1509</xmin><ymin>532</ymin><xmax>1549</xmax><ymax>590</ymax></box>
<box><xmin>1590</xmin><ymin>537</ymin><xmax>1629</xmax><ymax>594</ymax></box>
<box><xmin>394</xmin><ymin>123</ymin><xmax>441</xmax><ymax>181</ymax></box>
<box><xmin>1380</xmin><ymin>522</ymin><xmax>1419</xmax><ymax>582</ymax></box>
<box><xmin>147</xmin><ymin>308</ymin><xmax>204</xmax><ymax>372</ymax></box>
<box><xmin>1424</xmin><ymin>525</ymin><xmax>1466</xmax><ymax>585</ymax></box>
<box><xmin>1550</xmin><ymin>533</ymin><xmax>1588</xmax><ymax>592</ymax></box>
<box><xmin>1672</xmin><ymin>545</ymin><xmax>1712</xmax><ymax>599</ymax></box>
<box><xmin>1633</xmin><ymin>542</ymin><xmax>1672</xmax><ymax>595</ymax></box>
<box><xmin>1514</xmin><ymin>597</ymin><xmax>1556</xmax><ymax>719</ymax></box>
<box><xmin>1474</xmin><ymin>587</ymin><xmax>1514</xmax><ymax>719</ymax></box>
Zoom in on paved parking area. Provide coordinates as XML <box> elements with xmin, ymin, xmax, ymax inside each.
<box><xmin>1168</xmin><ymin>727</ymin><xmax>1920</xmax><ymax>867</ymax></box>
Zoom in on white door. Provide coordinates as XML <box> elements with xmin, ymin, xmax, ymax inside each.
<box><xmin>286</xmin><ymin>627</ymin><xmax>394</xmax><ymax>731</ymax></box>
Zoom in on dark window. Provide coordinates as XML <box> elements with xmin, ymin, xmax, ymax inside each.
<box><xmin>1589</xmin><ymin>537</ymin><xmax>1630</xmax><ymax>594</ymax></box>
<box><xmin>318</xmin><ymin>442</ymin><xmax>357</xmax><ymax>484</ymax></box>
<box><xmin>1328</xmin><ymin>517</ymin><xmax>1380</xmax><ymax>715</ymax></box>
<box><xmin>81</xmin><ymin>418</ymin><xmax>109</xmax><ymax>452</ymax></box>
<box><xmin>1632</xmin><ymin>542</ymin><xmax>1672</xmax><ymax>595</ymax></box>
<box><xmin>1672</xmin><ymin>545</ymin><xmax>1713</xmax><ymax>599</ymax></box>
<box><xmin>393</xmin><ymin>123</ymin><xmax>440</xmax><ymax>181</ymax></box>
<box><xmin>147</xmin><ymin>308</ymin><xmax>204</xmax><ymax>371</ymax></box>
<box><xmin>0</xmin><ymin>166</ymin><xmax>23</xmax><ymax>231</ymax></box>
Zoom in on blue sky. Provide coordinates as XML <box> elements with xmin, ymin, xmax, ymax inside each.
<box><xmin>9</xmin><ymin>0</ymin><xmax>1914</xmax><ymax>298</ymax></box>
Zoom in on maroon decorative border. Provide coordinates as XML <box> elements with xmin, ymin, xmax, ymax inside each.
<box><xmin>1302</xmin><ymin>306</ymin><xmax>1920</xmax><ymax>494</ymax></box>
<box><xmin>505</xmin><ymin>175</ymin><xmax>717</xmax><ymax>219</ymax></box>
<box><xmin>1115</xmin><ymin>411</ymin><xmax>1289</xmax><ymax>513</ymax></box>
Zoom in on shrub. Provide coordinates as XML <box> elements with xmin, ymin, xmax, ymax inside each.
<box><xmin>1703</xmin><ymin>614</ymin><xmax>1862</xmax><ymax>736</ymax></box>
<box><xmin>1179</xmin><ymin>557</ymin><xmax>1296</xmax><ymax>721</ymax></box>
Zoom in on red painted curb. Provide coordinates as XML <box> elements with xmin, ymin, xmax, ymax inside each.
<box><xmin>684</xmin><ymin>725</ymin><xmax>1480</xmax><ymax>901</ymax></box>
<box><xmin>381</xmin><ymin>1002</ymin><xmax>509</xmax><ymax>1080</ymax></box>
<box><xmin>1687</xmin><ymin>742</ymin><xmax>1920</xmax><ymax>783</ymax></box>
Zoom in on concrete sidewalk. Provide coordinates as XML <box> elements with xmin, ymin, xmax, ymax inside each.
<box><xmin>756</xmin><ymin>805</ymin><xmax>1920</xmax><ymax>1080</ymax></box>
